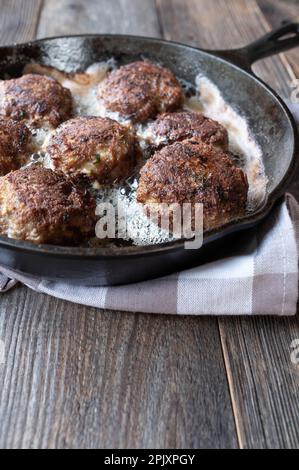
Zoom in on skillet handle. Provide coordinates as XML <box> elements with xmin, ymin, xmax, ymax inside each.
<box><xmin>243</xmin><ymin>23</ymin><xmax>299</xmax><ymax>64</ymax></box>
<box><xmin>216</xmin><ymin>23</ymin><xmax>299</xmax><ymax>71</ymax></box>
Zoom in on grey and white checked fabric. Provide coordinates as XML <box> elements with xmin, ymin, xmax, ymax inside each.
<box><xmin>0</xmin><ymin>104</ymin><xmax>298</xmax><ymax>316</ymax></box>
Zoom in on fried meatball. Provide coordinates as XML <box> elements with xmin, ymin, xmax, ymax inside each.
<box><xmin>0</xmin><ymin>118</ymin><xmax>32</xmax><ymax>176</ymax></box>
<box><xmin>0</xmin><ymin>165</ymin><xmax>96</xmax><ymax>245</ymax></box>
<box><xmin>46</xmin><ymin>116</ymin><xmax>139</xmax><ymax>183</ymax></box>
<box><xmin>0</xmin><ymin>74</ymin><xmax>73</xmax><ymax>128</ymax></box>
<box><xmin>98</xmin><ymin>60</ymin><xmax>183</xmax><ymax>123</ymax></box>
<box><xmin>147</xmin><ymin>111</ymin><xmax>229</xmax><ymax>150</ymax></box>
<box><xmin>137</xmin><ymin>139</ymin><xmax>248</xmax><ymax>231</ymax></box>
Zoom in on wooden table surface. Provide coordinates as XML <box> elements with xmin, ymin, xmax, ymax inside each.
<box><xmin>0</xmin><ymin>0</ymin><xmax>298</xmax><ymax>449</ymax></box>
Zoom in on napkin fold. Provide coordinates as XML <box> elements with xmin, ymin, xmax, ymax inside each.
<box><xmin>1</xmin><ymin>102</ymin><xmax>298</xmax><ymax>316</ymax></box>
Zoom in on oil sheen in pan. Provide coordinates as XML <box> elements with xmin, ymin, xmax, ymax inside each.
<box><xmin>22</xmin><ymin>61</ymin><xmax>268</xmax><ymax>246</ymax></box>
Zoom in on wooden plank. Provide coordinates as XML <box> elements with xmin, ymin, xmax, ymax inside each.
<box><xmin>37</xmin><ymin>0</ymin><xmax>161</xmax><ymax>37</ymax></box>
<box><xmin>0</xmin><ymin>0</ymin><xmax>43</xmax><ymax>45</ymax></box>
<box><xmin>219</xmin><ymin>316</ymin><xmax>299</xmax><ymax>449</ymax></box>
<box><xmin>0</xmin><ymin>0</ymin><xmax>238</xmax><ymax>449</ymax></box>
<box><xmin>258</xmin><ymin>0</ymin><xmax>299</xmax><ymax>78</ymax></box>
<box><xmin>0</xmin><ymin>286</ymin><xmax>237</xmax><ymax>449</ymax></box>
<box><xmin>155</xmin><ymin>0</ymin><xmax>299</xmax><ymax>449</ymax></box>
<box><xmin>156</xmin><ymin>0</ymin><xmax>295</xmax><ymax>97</ymax></box>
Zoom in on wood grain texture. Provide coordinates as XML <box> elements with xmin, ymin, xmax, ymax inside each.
<box><xmin>0</xmin><ymin>0</ymin><xmax>43</xmax><ymax>45</ymax></box>
<box><xmin>0</xmin><ymin>287</ymin><xmax>237</xmax><ymax>449</ymax></box>
<box><xmin>258</xmin><ymin>0</ymin><xmax>299</xmax><ymax>78</ymax></box>
<box><xmin>0</xmin><ymin>0</ymin><xmax>238</xmax><ymax>449</ymax></box>
<box><xmin>219</xmin><ymin>316</ymin><xmax>299</xmax><ymax>449</ymax></box>
<box><xmin>155</xmin><ymin>0</ymin><xmax>299</xmax><ymax>450</ymax></box>
<box><xmin>37</xmin><ymin>0</ymin><xmax>161</xmax><ymax>37</ymax></box>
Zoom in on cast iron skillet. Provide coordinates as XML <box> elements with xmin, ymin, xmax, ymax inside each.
<box><xmin>0</xmin><ymin>24</ymin><xmax>298</xmax><ymax>285</ymax></box>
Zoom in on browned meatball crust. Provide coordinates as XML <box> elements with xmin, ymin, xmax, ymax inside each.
<box><xmin>137</xmin><ymin>139</ymin><xmax>248</xmax><ymax>231</ymax></box>
<box><xmin>98</xmin><ymin>61</ymin><xmax>183</xmax><ymax>123</ymax></box>
<box><xmin>0</xmin><ymin>165</ymin><xmax>96</xmax><ymax>245</ymax></box>
<box><xmin>0</xmin><ymin>118</ymin><xmax>32</xmax><ymax>176</ymax></box>
<box><xmin>147</xmin><ymin>111</ymin><xmax>229</xmax><ymax>150</ymax></box>
<box><xmin>46</xmin><ymin>116</ymin><xmax>139</xmax><ymax>183</ymax></box>
<box><xmin>0</xmin><ymin>74</ymin><xmax>73</xmax><ymax>128</ymax></box>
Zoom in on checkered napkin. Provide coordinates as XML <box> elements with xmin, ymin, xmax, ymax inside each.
<box><xmin>0</xmin><ymin>104</ymin><xmax>298</xmax><ymax>316</ymax></box>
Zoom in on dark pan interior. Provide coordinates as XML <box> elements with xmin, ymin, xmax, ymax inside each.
<box><xmin>0</xmin><ymin>35</ymin><xmax>296</xmax><ymax>259</ymax></box>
